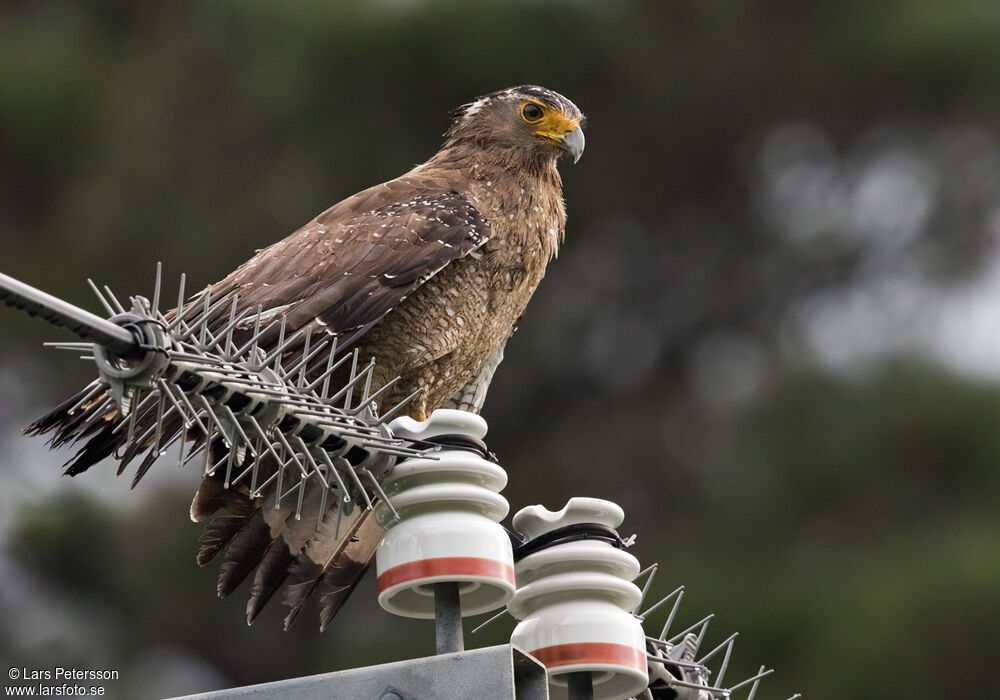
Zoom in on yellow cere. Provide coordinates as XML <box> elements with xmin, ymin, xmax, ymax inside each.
<box><xmin>522</xmin><ymin>101</ymin><xmax>581</xmax><ymax>140</ymax></box>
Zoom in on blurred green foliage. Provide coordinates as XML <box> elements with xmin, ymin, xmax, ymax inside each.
<box><xmin>3</xmin><ymin>1</ymin><xmax>1000</xmax><ymax>699</ymax></box>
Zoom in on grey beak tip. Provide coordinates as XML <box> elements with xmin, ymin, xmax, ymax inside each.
<box><xmin>561</xmin><ymin>128</ymin><xmax>586</xmax><ymax>164</ymax></box>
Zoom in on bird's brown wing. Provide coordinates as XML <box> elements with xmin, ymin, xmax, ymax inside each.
<box><xmin>200</xmin><ymin>183</ymin><xmax>490</xmax><ymax>345</ymax></box>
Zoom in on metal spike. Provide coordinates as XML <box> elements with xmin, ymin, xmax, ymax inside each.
<box><xmin>293</xmin><ymin>436</ymin><xmax>330</xmax><ymax>489</ymax></box>
<box><xmin>345</xmin><ymin>374</ymin><xmax>400</xmax><ymax>416</ymax></box>
<box><xmin>270</xmin><ymin>428</ymin><xmax>310</xmax><ymax>481</ymax></box>
<box><xmin>296</xmin><ymin>327</ymin><xmax>312</xmax><ymax>385</ymax></box>
<box><xmin>332</xmin><ymin>497</ymin><xmax>344</xmax><ymax>538</ymax></box>
<box><xmin>306</xmin><ymin>347</ymin><xmax>354</xmax><ymax>393</ymax></box>
<box><xmin>156</xmin><ymin>380</ymin><xmax>192</xmax><ymax>427</ymax></box>
<box><xmin>246</xmin><ymin>415</ymin><xmax>292</xmax><ymax>479</ymax></box>
<box><xmin>320</xmin><ymin>335</ymin><xmax>339</xmax><ymax>398</ymax></box>
<box><xmin>666</xmin><ymin>614</ymin><xmax>715</xmax><ymax>646</ymax></box>
<box><xmin>643</xmin><ymin>653</ymin><xmax>706</xmax><ymax>672</ymax></box>
<box><xmin>278</xmin><ymin>469</ymin><xmax>307</xmax><ymax>500</ymax></box>
<box><xmin>208</xmin><ymin>304</ymin><xmax>257</xmax><ymax>358</ymax></box>
<box><xmin>223</xmin><ymin>428</ymin><xmax>243</xmax><ymax>489</ymax></box>
<box><xmin>339</xmin><ymin>458</ymin><xmax>372</xmax><ymax>509</ymax></box>
<box><xmin>662</xmin><ymin>676</ymin><xmax>728</xmax><ymax>696</ymax></box>
<box><xmin>87</xmin><ymin>279</ymin><xmax>115</xmax><ymax>316</ymax></box>
<box><xmin>359</xmin><ymin>439</ymin><xmax>426</xmax><ymax>458</ymax></box>
<box><xmin>102</xmin><ymin>285</ymin><xmax>126</xmax><ymax>314</ymax></box>
<box><xmin>360</xmin><ymin>358</ymin><xmax>374</xmax><ymax>403</ymax></box>
<box><xmin>266</xmin><ymin>324</ymin><xmax>308</xmax><ymax>371</ymax></box>
<box><xmin>224</xmin><ymin>295</ymin><xmax>239</xmax><ymax>356</ymax></box>
<box><xmin>316</xmin><ymin>451</ymin><xmax>351</xmax><ymax>504</ymax></box>
<box><xmin>660</xmin><ymin>587</ymin><xmax>686</xmax><ymax>639</ymax></box>
<box><xmin>377</xmin><ymin>385</ymin><xmax>422</xmax><ymax>423</ymax></box>
<box><xmin>170</xmin><ymin>284</ymin><xmax>216</xmax><ymax>335</ymax></box>
<box><xmin>324</xmin><ymin>360</ymin><xmax>376</xmax><ymax>406</ymax></box>
<box><xmin>361</xmin><ymin>467</ymin><xmax>397</xmax><ymax>520</ymax></box>
<box><xmin>344</xmin><ymin>350</ymin><xmax>359</xmax><ymax>410</ymax></box>
<box><xmin>181</xmin><ymin>435</ymin><xmax>210</xmax><ymax>468</ymax></box>
<box><xmin>695</xmin><ymin>617</ymin><xmax>712</xmax><ymax>654</ymax></box>
<box><xmin>229</xmin><ymin>440</ymin><xmax>262</xmax><ymax>488</ymax></box>
<box><xmin>232</xmin><ymin>305</ymin><xmax>268</xmax><ymax>363</ymax></box>
<box><xmin>205</xmin><ymin>441</ymin><xmax>231</xmax><ymax>478</ymax></box>
<box><xmin>177</xmin><ymin>419</ymin><xmax>189</xmax><ymax>469</ymax></box>
<box><xmin>221</xmin><ymin>405</ymin><xmax>256</xmax><ymax>459</ymax></box>
<box><xmin>199</xmin><ymin>288</ymin><xmax>212</xmax><ymax>346</ymax></box>
<box><xmin>152</xmin><ymin>262</ymin><xmax>162</xmax><ymax>316</ymax></box>
<box><xmin>730</xmin><ymin>667</ymin><xmax>772</xmax><ymax>695</ymax></box>
<box><xmin>153</xmin><ymin>418</ymin><xmax>186</xmax><ymax>456</ymax></box>
<box><xmin>125</xmin><ymin>403</ymin><xmax>177</xmax><ymax>459</ymax></box>
<box><xmin>220</xmin><ymin>307</ymin><xmax>259</xmax><ymax>346</ymax></box>
<box><xmin>316</xmin><ymin>472</ymin><xmax>329</xmax><ymax>531</ymax></box>
<box><xmin>639</xmin><ymin>584</ymin><xmax>684</xmax><ymax>620</ymax></box>
<box><xmin>285</xmin><ymin>337</ymin><xmax>331</xmax><ymax>385</ymax></box>
<box><xmin>715</xmin><ymin>632</ymin><xmax>736</xmax><ymax>689</ymax></box>
<box><xmin>697</xmin><ymin>633</ymin><xmax>738</xmax><ymax>667</ymax></box>
<box><xmin>196</xmin><ymin>396</ymin><xmax>232</xmax><ymax>449</ymax></box>
<box><xmin>202</xmin><ymin>429</ymin><xmax>215</xmax><ymax>475</ymax></box>
<box><xmin>273</xmin><ymin>456</ymin><xmax>285</xmax><ymax>508</ymax></box>
<box><xmin>271</xmin><ymin>316</ymin><xmax>287</xmax><ymax>370</ymax></box>
<box><xmin>633</xmin><ymin>564</ymin><xmax>658</xmax><ymax>613</ymax></box>
<box><xmin>175</xmin><ymin>272</ymin><xmax>186</xmax><ymax>319</ymax></box>
<box><xmin>189</xmin><ymin>303</ymin><xmax>246</xmax><ymax>357</ymax></box>
<box><xmin>162</xmin><ymin>381</ymin><xmax>208</xmax><ymax>435</ymax></box>
<box><xmin>470</xmin><ymin>609</ymin><xmax>508</xmax><ymax>635</ymax></box>
<box><xmin>248</xmin><ymin>439</ymin><xmax>264</xmax><ymax>493</ymax></box>
<box><xmin>66</xmin><ymin>382</ymin><xmax>105</xmax><ymax>415</ymax></box>
<box><xmin>293</xmin><ymin>475</ymin><xmax>307</xmax><ymax>519</ymax></box>
<box><xmin>264</xmin><ymin>327</ymin><xmax>310</xmax><ymax>374</ymax></box>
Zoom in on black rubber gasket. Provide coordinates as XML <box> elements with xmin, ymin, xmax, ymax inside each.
<box><xmin>404</xmin><ymin>433</ymin><xmax>496</xmax><ymax>462</ymax></box>
<box><xmin>513</xmin><ymin>522</ymin><xmax>626</xmax><ymax>562</ymax></box>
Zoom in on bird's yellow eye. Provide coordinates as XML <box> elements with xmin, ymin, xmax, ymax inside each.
<box><xmin>521</xmin><ymin>103</ymin><xmax>544</xmax><ymax>123</ymax></box>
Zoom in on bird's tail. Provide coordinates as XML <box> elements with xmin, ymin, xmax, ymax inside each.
<box><xmin>25</xmin><ymin>381</ymin><xmax>126</xmax><ymax>477</ymax></box>
<box><xmin>191</xmin><ymin>446</ymin><xmax>384</xmax><ymax>630</ymax></box>
<box><xmin>27</xmin><ymin>385</ymin><xmax>382</xmax><ymax>629</ymax></box>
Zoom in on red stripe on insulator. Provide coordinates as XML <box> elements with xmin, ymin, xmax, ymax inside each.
<box><xmin>377</xmin><ymin>557</ymin><xmax>515</xmax><ymax>592</ymax></box>
<box><xmin>528</xmin><ymin>642</ymin><xmax>647</xmax><ymax>672</ymax></box>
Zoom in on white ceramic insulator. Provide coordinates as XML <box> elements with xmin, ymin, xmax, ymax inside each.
<box><xmin>508</xmin><ymin>498</ymin><xmax>649</xmax><ymax>700</ymax></box>
<box><xmin>374</xmin><ymin>409</ymin><xmax>515</xmax><ymax>619</ymax></box>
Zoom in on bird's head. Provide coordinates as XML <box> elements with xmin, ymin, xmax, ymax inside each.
<box><xmin>446</xmin><ymin>86</ymin><xmax>585</xmax><ymax>167</ymax></box>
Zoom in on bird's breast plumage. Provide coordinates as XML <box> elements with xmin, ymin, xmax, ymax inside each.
<box><xmin>358</xmin><ymin>161</ymin><xmax>566</xmax><ymax>417</ymax></box>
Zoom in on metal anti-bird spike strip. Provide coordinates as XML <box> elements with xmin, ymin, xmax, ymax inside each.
<box><xmin>634</xmin><ymin>564</ymin><xmax>796</xmax><ymax>700</ymax></box>
<box><xmin>34</xmin><ymin>268</ymin><xmax>429</xmax><ymax>521</ymax></box>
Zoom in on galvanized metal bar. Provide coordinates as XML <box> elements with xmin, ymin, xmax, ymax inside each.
<box><xmin>0</xmin><ymin>272</ymin><xmax>136</xmax><ymax>355</ymax></box>
<box><xmin>165</xmin><ymin>644</ymin><xmax>547</xmax><ymax>700</ymax></box>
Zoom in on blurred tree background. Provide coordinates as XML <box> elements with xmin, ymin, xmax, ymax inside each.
<box><xmin>2</xmin><ymin>1</ymin><xmax>1000</xmax><ymax>698</ymax></box>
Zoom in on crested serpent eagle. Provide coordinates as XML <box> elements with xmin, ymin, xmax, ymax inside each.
<box><xmin>27</xmin><ymin>85</ymin><xmax>585</xmax><ymax>629</ymax></box>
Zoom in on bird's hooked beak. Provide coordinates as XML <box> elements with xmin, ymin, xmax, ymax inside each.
<box><xmin>560</xmin><ymin>128</ymin><xmax>586</xmax><ymax>164</ymax></box>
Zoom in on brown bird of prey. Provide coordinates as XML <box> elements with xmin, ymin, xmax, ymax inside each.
<box><xmin>28</xmin><ymin>85</ymin><xmax>585</xmax><ymax>630</ymax></box>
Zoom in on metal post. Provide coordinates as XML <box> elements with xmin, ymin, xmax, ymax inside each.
<box><xmin>567</xmin><ymin>671</ymin><xmax>593</xmax><ymax>700</ymax></box>
<box><xmin>434</xmin><ymin>582</ymin><xmax>464</xmax><ymax>654</ymax></box>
